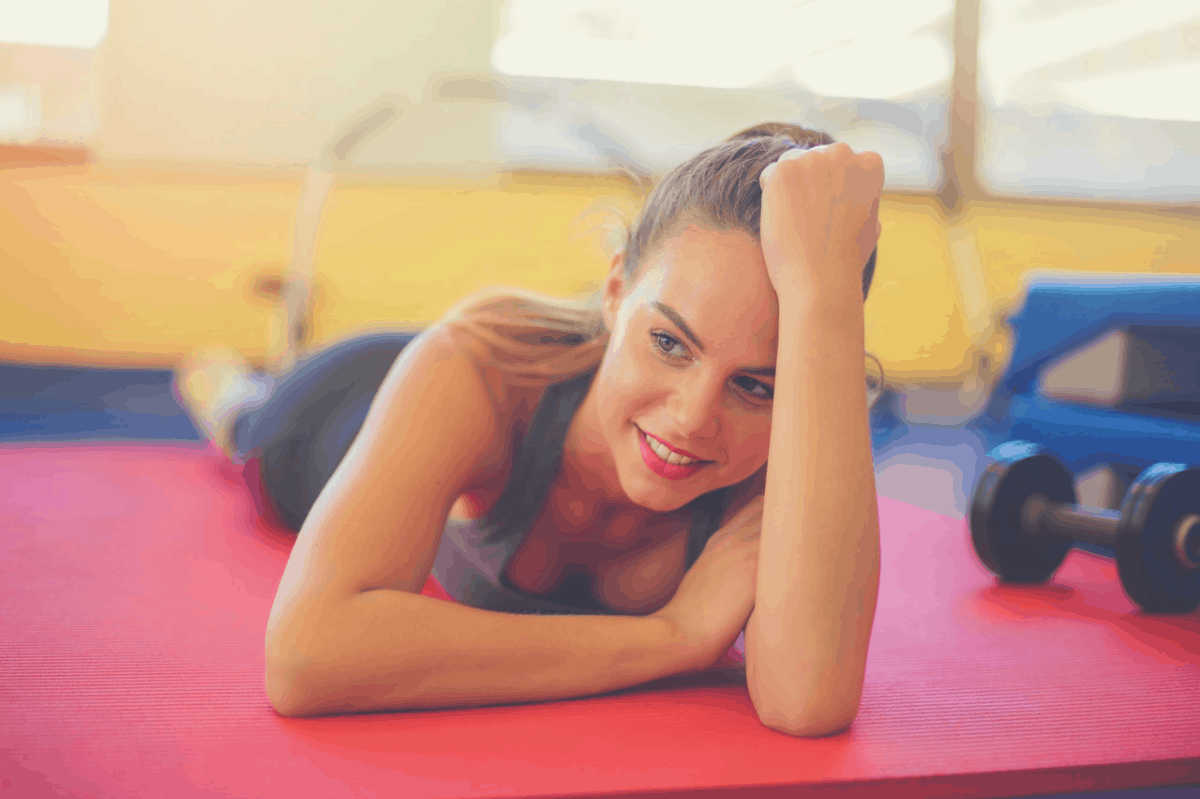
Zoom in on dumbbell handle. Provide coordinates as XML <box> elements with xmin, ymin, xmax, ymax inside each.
<box><xmin>1025</xmin><ymin>494</ymin><xmax>1200</xmax><ymax>570</ymax></box>
<box><xmin>1023</xmin><ymin>495</ymin><xmax>1120</xmax><ymax>548</ymax></box>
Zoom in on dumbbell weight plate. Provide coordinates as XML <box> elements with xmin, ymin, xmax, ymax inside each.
<box><xmin>1113</xmin><ymin>464</ymin><xmax>1200</xmax><ymax>614</ymax></box>
<box><xmin>970</xmin><ymin>441</ymin><xmax>1076</xmax><ymax>583</ymax></box>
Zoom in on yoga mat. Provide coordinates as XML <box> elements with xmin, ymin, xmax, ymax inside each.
<box><xmin>1</xmin><ymin>441</ymin><xmax>1197</xmax><ymax>798</ymax></box>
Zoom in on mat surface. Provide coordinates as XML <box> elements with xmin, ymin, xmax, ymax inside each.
<box><xmin>1</xmin><ymin>443</ymin><xmax>1197</xmax><ymax>799</ymax></box>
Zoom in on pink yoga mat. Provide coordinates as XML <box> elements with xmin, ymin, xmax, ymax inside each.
<box><xmin>1</xmin><ymin>442</ymin><xmax>1196</xmax><ymax>798</ymax></box>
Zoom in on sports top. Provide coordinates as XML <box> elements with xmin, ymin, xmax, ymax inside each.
<box><xmin>430</xmin><ymin>369</ymin><xmax>731</xmax><ymax>615</ymax></box>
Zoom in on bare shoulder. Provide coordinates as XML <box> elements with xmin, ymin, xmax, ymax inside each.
<box><xmin>265</xmin><ymin>322</ymin><xmax>510</xmax><ymax>616</ymax></box>
<box><xmin>358</xmin><ymin>322</ymin><xmax>524</xmax><ymax>495</ymax></box>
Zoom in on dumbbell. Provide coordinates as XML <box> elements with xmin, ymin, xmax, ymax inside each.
<box><xmin>969</xmin><ymin>440</ymin><xmax>1200</xmax><ymax>613</ymax></box>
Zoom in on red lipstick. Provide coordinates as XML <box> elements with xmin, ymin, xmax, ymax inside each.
<box><xmin>637</xmin><ymin>428</ymin><xmax>710</xmax><ymax>481</ymax></box>
<box><xmin>642</xmin><ymin>430</ymin><xmax>706</xmax><ymax>460</ymax></box>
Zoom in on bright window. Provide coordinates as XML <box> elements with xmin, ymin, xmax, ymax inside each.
<box><xmin>979</xmin><ymin>0</ymin><xmax>1199</xmax><ymax>122</ymax></box>
<box><xmin>977</xmin><ymin>0</ymin><xmax>1200</xmax><ymax>201</ymax></box>
<box><xmin>0</xmin><ymin>0</ymin><xmax>109</xmax><ymax>50</ymax></box>
<box><xmin>0</xmin><ymin>1</ymin><xmax>109</xmax><ymax>143</ymax></box>
<box><xmin>493</xmin><ymin>0</ymin><xmax>955</xmax><ymax>100</ymax></box>
<box><xmin>488</xmin><ymin>0</ymin><xmax>956</xmax><ymax>190</ymax></box>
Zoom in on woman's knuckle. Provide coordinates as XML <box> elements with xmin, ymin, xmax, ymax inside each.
<box><xmin>777</xmin><ymin>158</ymin><xmax>803</xmax><ymax>176</ymax></box>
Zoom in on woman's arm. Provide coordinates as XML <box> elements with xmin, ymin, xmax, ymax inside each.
<box><xmin>265</xmin><ymin>325</ymin><xmax>701</xmax><ymax>716</ymax></box>
<box><xmin>745</xmin><ymin>143</ymin><xmax>883</xmax><ymax>736</ymax></box>
<box><xmin>269</xmin><ymin>589</ymin><xmax>688</xmax><ymax>717</ymax></box>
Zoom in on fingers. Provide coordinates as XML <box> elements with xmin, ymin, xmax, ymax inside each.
<box><xmin>758</xmin><ymin>162</ymin><xmax>777</xmax><ymax>189</ymax></box>
<box><xmin>868</xmin><ymin>193</ymin><xmax>883</xmax><ymax>241</ymax></box>
<box><xmin>777</xmin><ymin>144</ymin><xmax>828</xmax><ymax>162</ymax></box>
<box><xmin>863</xmin><ymin>149</ymin><xmax>886</xmax><ymax>179</ymax></box>
<box><xmin>759</xmin><ymin>142</ymin><xmax>881</xmax><ymax>191</ymax></box>
<box><xmin>759</xmin><ymin>144</ymin><xmax>832</xmax><ymax>188</ymax></box>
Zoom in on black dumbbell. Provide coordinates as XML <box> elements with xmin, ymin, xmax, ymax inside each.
<box><xmin>970</xmin><ymin>441</ymin><xmax>1200</xmax><ymax>613</ymax></box>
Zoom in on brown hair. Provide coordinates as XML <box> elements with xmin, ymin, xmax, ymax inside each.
<box><xmin>619</xmin><ymin>122</ymin><xmax>878</xmax><ymax>295</ymax></box>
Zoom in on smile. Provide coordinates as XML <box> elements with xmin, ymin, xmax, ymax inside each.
<box><xmin>637</xmin><ymin>428</ymin><xmax>712</xmax><ymax>481</ymax></box>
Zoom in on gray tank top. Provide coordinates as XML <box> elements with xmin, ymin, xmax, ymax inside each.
<box><xmin>430</xmin><ymin>369</ymin><xmax>730</xmax><ymax>616</ymax></box>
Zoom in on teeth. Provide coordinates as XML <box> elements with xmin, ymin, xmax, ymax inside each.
<box><xmin>644</xmin><ymin>433</ymin><xmax>697</xmax><ymax>465</ymax></box>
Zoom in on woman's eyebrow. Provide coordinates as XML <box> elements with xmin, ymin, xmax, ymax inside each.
<box><xmin>653</xmin><ymin>302</ymin><xmax>706</xmax><ymax>353</ymax></box>
<box><xmin>652</xmin><ymin>301</ymin><xmax>776</xmax><ymax>378</ymax></box>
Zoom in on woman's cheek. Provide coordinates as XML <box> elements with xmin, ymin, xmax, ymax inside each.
<box><xmin>734</xmin><ymin>424</ymin><xmax>772</xmax><ymax>476</ymax></box>
<box><xmin>619</xmin><ymin>348</ymin><xmax>652</xmax><ymax>398</ymax></box>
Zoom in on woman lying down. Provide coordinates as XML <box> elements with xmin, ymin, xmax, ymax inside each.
<box><xmin>264</xmin><ymin>122</ymin><xmax>884</xmax><ymax>737</ymax></box>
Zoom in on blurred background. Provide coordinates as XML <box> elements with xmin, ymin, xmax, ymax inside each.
<box><xmin>2</xmin><ymin>0</ymin><xmax>1198</xmax><ymax>520</ymax></box>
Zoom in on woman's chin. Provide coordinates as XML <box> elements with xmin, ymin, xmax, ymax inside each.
<box><xmin>621</xmin><ymin>472</ymin><xmax>702</xmax><ymax>513</ymax></box>
<box><xmin>620</xmin><ymin>430</ymin><xmax>713</xmax><ymax>509</ymax></box>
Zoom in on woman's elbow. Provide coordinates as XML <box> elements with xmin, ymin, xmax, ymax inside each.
<box><xmin>266</xmin><ymin>668</ymin><xmax>302</xmax><ymax>717</ymax></box>
<box><xmin>264</xmin><ymin>651</ymin><xmax>321</xmax><ymax>718</ymax></box>
<box><xmin>753</xmin><ymin>684</ymin><xmax>863</xmax><ymax>737</ymax></box>
<box><xmin>748</xmin><ymin>654</ymin><xmax>868</xmax><ymax>737</ymax></box>
<box><xmin>759</xmin><ymin>709</ymin><xmax>857</xmax><ymax>737</ymax></box>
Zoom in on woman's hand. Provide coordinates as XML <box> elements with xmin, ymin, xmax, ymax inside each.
<box><xmin>758</xmin><ymin>142</ymin><xmax>884</xmax><ymax>298</ymax></box>
<box><xmin>651</xmin><ymin>493</ymin><xmax>764</xmax><ymax>672</ymax></box>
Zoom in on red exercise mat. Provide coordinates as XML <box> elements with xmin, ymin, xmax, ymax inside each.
<box><xmin>1</xmin><ymin>442</ymin><xmax>1196</xmax><ymax>799</ymax></box>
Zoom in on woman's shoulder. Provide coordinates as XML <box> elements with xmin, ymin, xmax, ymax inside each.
<box><xmin>372</xmin><ymin>322</ymin><xmax>507</xmax><ymax>446</ymax></box>
<box><xmin>424</xmin><ymin>286</ymin><xmax>608</xmax><ymax>512</ymax></box>
<box><xmin>371</xmin><ymin>321</ymin><xmax>522</xmax><ymax>511</ymax></box>
<box><xmin>435</xmin><ymin>286</ymin><xmax>607</xmax><ymax>417</ymax></box>
<box><xmin>441</xmin><ymin>287</ymin><xmax>608</xmax><ymax>370</ymax></box>
<box><xmin>409</xmin><ymin>316</ymin><xmax>531</xmax><ymax>424</ymax></box>
<box><xmin>420</xmin><ymin>294</ymin><xmax>577</xmax><ymax>429</ymax></box>
<box><xmin>404</xmin><ymin>307</ymin><xmax>568</xmax><ymax>516</ymax></box>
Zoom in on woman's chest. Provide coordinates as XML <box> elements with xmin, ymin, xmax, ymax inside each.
<box><xmin>501</xmin><ymin>517</ymin><xmax>692</xmax><ymax>614</ymax></box>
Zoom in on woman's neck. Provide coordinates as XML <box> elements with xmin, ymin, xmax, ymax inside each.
<box><xmin>549</xmin><ymin>382</ymin><xmax>649</xmax><ymax>539</ymax></box>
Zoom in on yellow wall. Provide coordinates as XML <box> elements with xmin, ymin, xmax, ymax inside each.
<box><xmin>3</xmin><ymin>163</ymin><xmax>1197</xmax><ymax>384</ymax></box>
<box><xmin>963</xmin><ymin>200</ymin><xmax>1199</xmax><ymax>310</ymax></box>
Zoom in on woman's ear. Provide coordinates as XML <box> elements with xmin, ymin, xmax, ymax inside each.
<box><xmin>601</xmin><ymin>250</ymin><xmax>627</xmax><ymax>332</ymax></box>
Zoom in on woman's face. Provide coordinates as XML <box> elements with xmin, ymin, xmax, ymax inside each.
<box><xmin>595</xmin><ymin>222</ymin><xmax>779</xmax><ymax>512</ymax></box>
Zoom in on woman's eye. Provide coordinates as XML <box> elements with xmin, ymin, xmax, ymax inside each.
<box><xmin>651</xmin><ymin>331</ymin><xmax>687</xmax><ymax>359</ymax></box>
<box><xmin>735</xmin><ymin>376</ymin><xmax>774</xmax><ymax>401</ymax></box>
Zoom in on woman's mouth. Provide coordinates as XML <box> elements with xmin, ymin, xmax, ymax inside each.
<box><xmin>637</xmin><ymin>428</ymin><xmax>711</xmax><ymax>481</ymax></box>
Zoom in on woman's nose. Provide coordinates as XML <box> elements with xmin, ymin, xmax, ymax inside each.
<box><xmin>667</xmin><ymin>374</ymin><xmax>723</xmax><ymax>442</ymax></box>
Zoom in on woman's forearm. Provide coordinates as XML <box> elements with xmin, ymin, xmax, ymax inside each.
<box><xmin>746</xmin><ymin>285</ymin><xmax>881</xmax><ymax>736</ymax></box>
<box><xmin>266</xmin><ymin>589</ymin><xmax>693</xmax><ymax>717</ymax></box>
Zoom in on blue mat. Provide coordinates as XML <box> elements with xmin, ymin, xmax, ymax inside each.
<box><xmin>0</xmin><ymin>362</ymin><xmax>202</xmax><ymax>442</ymax></box>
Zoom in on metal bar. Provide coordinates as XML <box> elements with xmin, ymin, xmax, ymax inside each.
<box><xmin>1040</xmin><ymin>503</ymin><xmax>1121</xmax><ymax>548</ymax></box>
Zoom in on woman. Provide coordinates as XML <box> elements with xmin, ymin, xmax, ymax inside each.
<box><xmin>261</xmin><ymin>122</ymin><xmax>884</xmax><ymax>737</ymax></box>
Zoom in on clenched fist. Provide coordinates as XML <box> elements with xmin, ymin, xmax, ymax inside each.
<box><xmin>758</xmin><ymin>142</ymin><xmax>884</xmax><ymax>299</ymax></box>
